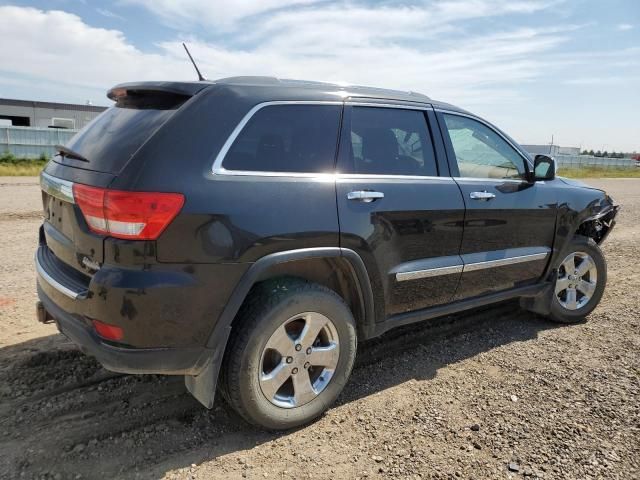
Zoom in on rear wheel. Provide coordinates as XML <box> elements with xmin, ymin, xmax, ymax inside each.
<box><xmin>548</xmin><ymin>236</ymin><xmax>607</xmax><ymax>323</ymax></box>
<box><xmin>219</xmin><ymin>279</ymin><xmax>357</xmax><ymax>430</ymax></box>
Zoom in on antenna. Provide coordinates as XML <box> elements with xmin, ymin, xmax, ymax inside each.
<box><xmin>182</xmin><ymin>43</ymin><xmax>205</xmax><ymax>81</ymax></box>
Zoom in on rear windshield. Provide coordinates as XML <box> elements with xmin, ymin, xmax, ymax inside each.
<box><xmin>53</xmin><ymin>103</ymin><xmax>177</xmax><ymax>174</ymax></box>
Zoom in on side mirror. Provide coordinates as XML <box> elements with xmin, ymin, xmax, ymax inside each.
<box><xmin>532</xmin><ymin>154</ymin><xmax>556</xmax><ymax>181</ymax></box>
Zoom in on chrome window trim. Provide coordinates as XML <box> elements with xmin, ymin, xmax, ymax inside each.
<box><xmin>455</xmin><ymin>176</ymin><xmax>528</xmax><ymax>184</ymax></box>
<box><xmin>336</xmin><ymin>173</ymin><xmax>453</xmax><ymax>181</ymax></box>
<box><xmin>40</xmin><ymin>171</ymin><xmax>75</xmax><ymax>204</ymax></box>
<box><xmin>395</xmin><ymin>250</ymin><xmax>549</xmax><ymax>282</ymax></box>
<box><xmin>345</xmin><ymin>101</ymin><xmax>431</xmax><ymax>111</ymax></box>
<box><xmin>435</xmin><ymin>108</ymin><xmax>534</xmax><ymax>169</ymax></box>
<box><xmin>211</xmin><ymin>100</ymin><xmax>343</xmax><ymax>176</ymax></box>
<box><xmin>35</xmin><ymin>249</ymin><xmax>87</xmax><ymax>300</ymax></box>
<box><xmin>212</xmin><ymin>100</ymin><xmax>440</xmax><ymax>178</ymax></box>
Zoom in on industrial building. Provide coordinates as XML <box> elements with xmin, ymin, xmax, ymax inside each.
<box><xmin>0</xmin><ymin>98</ymin><xmax>108</xmax><ymax>158</ymax></box>
<box><xmin>521</xmin><ymin>144</ymin><xmax>581</xmax><ymax>156</ymax></box>
<box><xmin>0</xmin><ymin>98</ymin><xmax>107</xmax><ymax>130</ymax></box>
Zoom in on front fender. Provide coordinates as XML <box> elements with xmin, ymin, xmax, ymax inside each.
<box><xmin>547</xmin><ymin>181</ymin><xmax>619</xmax><ymax>279</ymax></box>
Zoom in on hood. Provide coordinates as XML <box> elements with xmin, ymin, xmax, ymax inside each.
<box><xmin>557</xmin><ymin>176</ymin><xmax>604</xmax><ymax>192</ymax></box>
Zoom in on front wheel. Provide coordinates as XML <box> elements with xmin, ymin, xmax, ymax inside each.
<box><xmin>219</xmin><ymin>279</ymin><xmax>357</xmax><ymax>430</ymax></box>
<box><xmin>548</xmin><ymin>236</ymin><xmax>607</xmax><ymax>323</ymax></box>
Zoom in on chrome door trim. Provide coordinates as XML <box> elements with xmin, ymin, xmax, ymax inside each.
<box><xmin>462</xmin><ymin>251</ymin><xmax>549</xmax><ymax>272</ymax></box>
<box><xmin>396</xmin><ymin>264</ymin><xmax>463</xmax><ymax>282</ymax></box>
<box><xmin>211</xmin><ymin>100</ymin><xmax>343</xmax><ymax>176</ymax></box>
<box><xmin>394</xmin><ymin>248</ymin><xmax>550</xmax><ymax>282</ymax></box>
<box><xmin>40</xmin><ymin>171</ymin><xmax>75</xmax><ymax>204</ymax></box>
<box><xmin>435</xmin><ymin>108</ymin><xmax>534</xmax><ymax>169</ymax></box>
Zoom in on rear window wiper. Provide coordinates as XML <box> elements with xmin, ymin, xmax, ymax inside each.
<box><xmin>55</xmin><ymin>145</ymin><xmax>89</xmax><ymax>163</ymax></box>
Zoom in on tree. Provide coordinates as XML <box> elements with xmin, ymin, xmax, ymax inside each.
<box><xmin>595</xmin><ymin>150</ymin><xmax>602</xmax><ymax>157</ymax></box>
<box><xmin>603</xmin><ymin>151</ymin><xmax>609</xmax><ymax>158</ymax></box>
<box><xmin>588</xmin><ymin>149</ymin><xmax>595</xmax><ymax>156</ymax></box>
<box><xmin>581</xmin><ymin>149</ymin><xmax>589</xmax><ymax>155</ymax></box>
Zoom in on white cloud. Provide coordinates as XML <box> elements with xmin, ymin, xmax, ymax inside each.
<box><xmin>617</xmin><ymin>23</ymin><xmax>634</xmax><ymax>31</ymax></box>
<box><xmin>0</xmin><ymin>2</ymin><xmax>572</xmax><ymax>107</ymax></box>
<box><xmin>96</xmin><ymin>8</ymin><xmax>125</xmax><ymax>21</ymax></box>
<box><xmin>564</xmin><ymin>75</ymin><xmax>640</xmax><ymax>86</ymax></box>
<box><xmin>0</xmin><ymin>2</ymin><xmax>637</xmax><ymax>150</ymax></box>
<box><xmin>0</xmin><ymin>3</ymin><xmax>635</xmax><ymax>114</ymax></box>
<box><xmin>123</xmin><ymin>0</ymin><xmax>322</xmax><ymax>29</ymax></box>
<box><xmin>0</xmin><ymin>6</ymin><xmax>190</xmax><ymax>95</ymax></box>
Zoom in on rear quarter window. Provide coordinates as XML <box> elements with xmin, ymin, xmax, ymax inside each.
<box><xmin>222</xmin><ymin>104</ymin><xmax>342</xmax><ymax>173</ymax></box>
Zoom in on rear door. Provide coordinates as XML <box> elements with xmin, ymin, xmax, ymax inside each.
<box><xmin>435</xmin><ymin>110</ymin><xmax>557</xmax><ymax>299</ymax></box>
<box><xmin>336</xmin><ymin>103</ymin><xmax>465</xmax><ymax>319</ymax></box>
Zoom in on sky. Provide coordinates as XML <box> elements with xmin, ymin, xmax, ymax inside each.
<box><xmin>0</xmin><ymin>0</ymin><xmax>638</xmax><ymax>151</ymax></box>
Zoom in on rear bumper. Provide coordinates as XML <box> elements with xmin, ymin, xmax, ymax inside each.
<box><xmin>34</xmin><ymin>230</ymin><xmax>249</xmax><ymax>348</ymax></box>
<box><xmin>38</xmin><ymin>285</ymin><xmax>209</xmax><ymax>375</ymax></box>
<box><xmin>35</xmin><ymin>233</ymin><xmax>249</xmax><ymax>376</ymax></box>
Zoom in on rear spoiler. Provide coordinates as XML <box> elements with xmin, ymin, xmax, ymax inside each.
<box><xmin>107</xmin><ymin>81</ymin><xmax>212</xmax><ymax>101</ymax></box>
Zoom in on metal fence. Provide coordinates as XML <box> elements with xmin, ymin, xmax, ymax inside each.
<box><xmin>0</xmin><ymin>126</ymin><xmax>78</xmax><ymax>158</ymax></box>
<box><xmin>1</xmin><ymin>125</ymin><xmax>638</xmax><ymax>170</ymax></box>
<box><xmin>554</xmin><ymin>154</ymin><xmax>637</xmax><ymax>170</ymax></box>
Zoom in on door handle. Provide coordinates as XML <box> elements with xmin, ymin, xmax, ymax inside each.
<box><xmin>469</xmin><ymin>191</ymin><xmax>496</xmax><ymax>201</ymax></box>
<box><xmin>347</xmin><ymin>190</ymin><xmax>384</xmax><ymax>202</ymax></box>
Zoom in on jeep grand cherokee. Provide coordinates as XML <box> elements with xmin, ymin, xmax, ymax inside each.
<box><xmin>35</xmin><ymin>76</ymin><xmax>619</xmax><ymax>429</ymax></box>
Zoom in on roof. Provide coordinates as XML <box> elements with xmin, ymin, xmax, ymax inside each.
<box><xmin>0</xmin><ymin>98</ymin><xmax>107</xmax><ymax>112</ymax></box>
<box><xmin>212</xmin><ymin>76</ymin><xmax>432</xmax><ymax>103</ymax></box>
<box><xmin>107</xmin><ymin>76</ymin><xmax>470</xmax><ymax>114</ymax></box>
<box><xmin>110</xmin><ymin>76</ymin><xmax>434</xmax><ymax>103</ymax></box>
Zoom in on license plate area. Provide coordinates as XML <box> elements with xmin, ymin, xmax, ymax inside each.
<box><xmin>42</xmin><ymin>192</ymin><xmax>104</xmax><ymax>271</ymax></box>
<box><xmin>43</xmin><ymin>192</ymin><xmax>76</xmax><ymax>240</ymax></box>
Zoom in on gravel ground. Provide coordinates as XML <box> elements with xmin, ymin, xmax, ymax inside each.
<box><xmin>0</xmin><ymin>177</ymin><xmax>638</xmax><ymax>480</ymax></box>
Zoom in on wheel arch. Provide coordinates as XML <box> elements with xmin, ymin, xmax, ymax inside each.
<box><xmin>185</xmin><ymin>248</ymin><xmax>375</xmax><ymax>409</ymax></box>
<box><xmin>209</xmin><ymin>248</ymin><xmax>375</xmax><ymax>347</ymax></box>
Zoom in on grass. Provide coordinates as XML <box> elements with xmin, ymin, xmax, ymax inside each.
<box><xmin>0</xmin><ymin>152</ymin><xmax>47</xmax><ymax>176</ymax></box>
<box><xmin>557</xmin><ymin>166</ymin><xmax>640</xmax><ymax>178</ymax></box>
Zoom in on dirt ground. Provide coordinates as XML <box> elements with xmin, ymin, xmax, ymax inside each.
<box><xmin>0</xmin><ymin>177</ymin><xmax>638</xmax><ymax>480</ymax></box>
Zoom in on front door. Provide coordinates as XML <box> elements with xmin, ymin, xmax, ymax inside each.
<box><xmin>436</xmin><ymin>110</ymin><xmax>557</xmax><ymax>299</ymax></box>
<box><xmin>336</xmin><ymin>103</ymin><xmax>465</xmax><ymax>319</ymax></box>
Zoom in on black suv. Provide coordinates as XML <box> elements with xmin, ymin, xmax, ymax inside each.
<box><xmin>36</xmin><ymin>77</ymin><xmax>619</xmax><ymax>429</ymax></box>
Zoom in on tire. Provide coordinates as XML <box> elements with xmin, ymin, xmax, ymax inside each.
<box><xmin>547</xmin><ymin>235</ymin><xmax>607</xmax><ymax>324</ymax></box>
<box><xmin>219</xmin><ymin>278</ymin><xmax>357</xmax><ymax>430</ymax></box>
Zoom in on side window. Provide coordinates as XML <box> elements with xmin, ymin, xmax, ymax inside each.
<box><xmin>442</xmin><ymin>114</ymin><xmax>526</xmax><ymax>179</ymax></box>
<box><xmin>223</xmin><ymin>104</ymin><xmax>341</xmax><ymax>173</ymax></box>
<box><xmin>343</xmin><ymin>107</ymin><xmax>437</xmax><ymax>176</ymax></box>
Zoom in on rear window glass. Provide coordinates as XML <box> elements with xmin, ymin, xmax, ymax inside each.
<box><xmin>222</xmin><ymin>104</ymin><xmax>341</xmax><ymax>173</ymax></box>
<box><xmin>54</xmin><ymin>106</ymin><xmax>175</xmax><ymax>174</ymax></box>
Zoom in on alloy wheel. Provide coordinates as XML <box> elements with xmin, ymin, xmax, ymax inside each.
<box><xmin>555</xmin><ymin>251</ymin><xmax>598</xmax><ymax>310</ymax></box>
<box><xmin>259</xmin><ymin>312</ymin><xmax>340</xmax><ymax>408</ymax></box>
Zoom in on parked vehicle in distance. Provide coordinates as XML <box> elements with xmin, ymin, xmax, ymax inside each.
<box><xmin>35</xmin><ymin>77</ymin><xmax>619</xmax><ymax>429</ymax></box>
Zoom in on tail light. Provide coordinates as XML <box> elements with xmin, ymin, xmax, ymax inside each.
<box><xmin>92</xmin><ymin>319</ymin><xmax>124</xmax><ymax>341</ymax></box>
<box><xmin>72</xmin><ymin>184</ymin><xmax>184</xmax><ymax>240</ymax></box>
